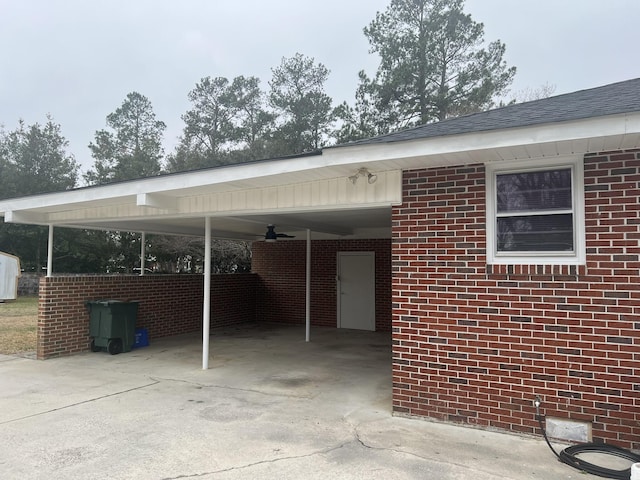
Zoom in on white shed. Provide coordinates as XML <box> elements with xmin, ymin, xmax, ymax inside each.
<box><xmin>0</xmin><ymin>252</ymin><xmax>20</xmax><ymax>301</ymax></box>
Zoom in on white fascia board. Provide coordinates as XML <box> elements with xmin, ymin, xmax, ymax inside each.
<box><xmin>322</xmin><ymin>112</ymin><xmax>640</xmax><ymax>167</ymax></box>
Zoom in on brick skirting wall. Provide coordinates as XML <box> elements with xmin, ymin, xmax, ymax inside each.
<box><xmin>252</xmin><ymin>239</ymin><xmax>392</xmax><ymax>331</ymax></box>
<box><xmin>38</xmin><ymin>273</ymin><xmax>258</xmax><ymax>359</ymax></box>
<box><xmin>393</xmin><ymin>150</ymin><xmax>640</xmax><ymax>449</ymax></box>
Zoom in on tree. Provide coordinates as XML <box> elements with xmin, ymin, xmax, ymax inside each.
<box><xmin>86</xmin><ymin>92</ymin><xmax>166</xmax><ymax>185</ymax></box>
<box><xmin>178</xmin><ymin>76</ymin><xmax>236</xmax><ymax>169</ymax></box>
<box><xmin>51</xmin><ymin>229</ymin><xmax>116</xmax><ymax>273</ymax></box>
<box><xmin>164</xmin><ymin>77</ymin><xmax>261</xmax><ymax>271</ymax></box>
<box><xmin>0</xmin><ymin>117</ymin><xmax>81</xmax><ymax>272</ymax></box>
<box><xmin>167</xmin><ymin>76</ymin><xmax>274</xmax><ymax>172</ymax></box>
<box><xmin>513</xmin><ymin>82</ymin><xmax>557</xmax><ymax>103</ymax></box>
<box><xmin>333</xmin><ymin>71</ymin><xmax>392</xmax><ymax>143</ymax></box>
<box><xmin>227</xmin><ymin>75</ymin><xmax>275</xmax><ymax>162</ymax></box>
<box><xmin>363</xmin><ymin>0</ymin><xmax>516</xmax><ymax>129</ymax></box>
<box><xmin>165</xmin><ymin>136</ymin><xmax>212</xmax><ymax>173</ymax></box>
<box><xmin>147</xmin><ymin>236</ymin><xmax>251</xmax><ymax>274</ymax></box>
<box><xmin>84</xmin><ymin>92</ymin><xmax>166</xmax><ymax>272</ymax></box>
<box><xmin>269</xmin><ymin>53</ymin><xmax>335</xmax><ymax>155</ymax></box>
<box><xmin>83</xmin><ymin>93</ymin><xmax>166</xmax><ymax>273</ymax></box>
<box><xmin>494</xmin><ymin>82</ymin><xmax>557</xmax><ymax>109</ymax></box>
<box><xmin>0</xmin><ymin>116</ymin><xmax>78</xmax><ymax>198</ymax></box>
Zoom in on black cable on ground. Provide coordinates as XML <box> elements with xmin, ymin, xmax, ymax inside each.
<box><xmin>536</xmin><ymin>403</ymin><xmax>640</xmax><ymax>479</ymax></box>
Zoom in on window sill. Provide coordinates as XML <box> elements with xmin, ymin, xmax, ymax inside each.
<box><xmin>486</xmin><ymin>264</ymin><xmax>587</xmax><ymax>278</ymax></box>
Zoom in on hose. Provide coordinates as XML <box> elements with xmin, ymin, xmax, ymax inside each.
<box><xmin>535</xmin><ymin>398</ymin><xmax>640</xmax><ymax>479</ymax></box>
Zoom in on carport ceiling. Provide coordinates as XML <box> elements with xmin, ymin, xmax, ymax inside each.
<box><xmin>74</xmin><ymin>207</ymin><xmax>392</xmax><ymax>240</ymax></box>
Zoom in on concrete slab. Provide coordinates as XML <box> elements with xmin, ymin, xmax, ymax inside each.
<box><xmin>0</xmin><ymin>324</ymin><xmax>602</xmax><ymax>479</ymax></box>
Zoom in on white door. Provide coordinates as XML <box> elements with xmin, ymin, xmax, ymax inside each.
<box><xmin>337</xmin><ymin>252</ymin><xmax>375</xmax><ymax>331</ymax></box>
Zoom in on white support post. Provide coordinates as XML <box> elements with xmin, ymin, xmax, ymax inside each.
<box><xmin>46</xmin><ymin>225</ymin><xmax>54</xmax><ymax>277</ymax></box>
<box><xmin>305</xmin><ymin>228</ymin><xmax>311</xmax><ymax>342</ymax></box>
<box><xmin>140</xmin><ymin>232</ymin><xmax>146</xmax><ymax>276</ymax></box>
<box><xmin>202</xmin><ymin>217</ymin><xmax>212</xmax><ymax>370</ymax></box>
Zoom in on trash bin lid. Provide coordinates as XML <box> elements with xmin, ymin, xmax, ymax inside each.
<box><xmin>92</xmin><ymin>299</ymin><xmax>126</xmax><ymax>305</ymax></box>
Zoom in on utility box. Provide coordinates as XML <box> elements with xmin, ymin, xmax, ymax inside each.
<box><xmin>88</xmin><ymin>300</ymin><xmax>139</xmax><ymax>355</ymax></box>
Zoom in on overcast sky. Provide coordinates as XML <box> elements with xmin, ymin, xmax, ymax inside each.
<box><xmin>1</xmin><ymin>0</ymin><xmax>639</xmax><ymax>174</ymax></box>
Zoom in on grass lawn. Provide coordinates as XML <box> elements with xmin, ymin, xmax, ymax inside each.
<box><xmin>0</xmin><ymin>296</ymin><xmax>37</xmax><ymax>354</ymax></box>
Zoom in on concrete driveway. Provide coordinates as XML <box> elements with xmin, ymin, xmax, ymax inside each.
<box><xmin>0</xmin><ymin>324</ymin><xmax>598</xmax><ymax>479</ymax></box>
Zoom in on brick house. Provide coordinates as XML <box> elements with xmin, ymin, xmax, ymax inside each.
<box><xmin>1</xmin><ymin>78</ymin><xmax>639</xmax><ymax>448</ymax></box>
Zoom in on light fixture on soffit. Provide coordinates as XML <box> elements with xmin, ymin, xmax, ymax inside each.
<box><xmin>348</xmin><ymin>167</ymin><xmax>377</xmax><ymax>185</ymax></box>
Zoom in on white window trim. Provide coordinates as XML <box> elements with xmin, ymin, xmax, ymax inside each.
<box><xmin>485</xmin><ymin>156</ymin><xmax>585</xmax><ymax>265</ymax></box>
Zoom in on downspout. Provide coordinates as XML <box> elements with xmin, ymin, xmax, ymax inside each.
<box><xmin>202</xmin><ymin>217</ymin><xmax>212</xmax><ymax>370</ymax></box>
<box><xmin>46</xmin><ymin>224</ymin><xmax>53</xmax><ymax>277</ymax></box>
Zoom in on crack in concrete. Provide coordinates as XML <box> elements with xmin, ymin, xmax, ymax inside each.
<box><xmin>159</xmin><ymin>441</ymin><xmax>352</xmax><ymax>480</ymax></box>
<box><xmin>342</xmin><ymin>412</ymin><xmax>435</xmax><ymax>460</ymax></box>
<box><xmin>160</xmin><ymin>416</ymin><xmax>446</xmax><ymax>480</ymax></box>
<box><xmin>147</xmin><ymin>376</ymin><xmax>209</xmax><ymax>388</ymax></box>
<box><xmin>347</xmin><ymin>419</ymin><xmax>523</xmax><ymax>480</ymax></box>
<box><xmin>0</xmin><ymin>380</ymin><xmax>160</xmax><ymax>425</ymax></box>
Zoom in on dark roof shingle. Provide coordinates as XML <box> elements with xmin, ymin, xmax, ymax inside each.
<box><xmin>336</xmin><ymin>77</ymin><xmax>640</xmax><ymax>147</ymax></box>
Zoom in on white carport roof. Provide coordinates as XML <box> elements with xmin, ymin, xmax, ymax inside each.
<box><xmin>1</xmin><ymin>78</ymin><xmax>640</xmax><ymax>240</ymax></box>
<box><xmin>0</xmin><ymin>152</ymin><xmax>402</xmax><ymax>241</ymax></box>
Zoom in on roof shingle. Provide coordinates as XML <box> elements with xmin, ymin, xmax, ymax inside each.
<box><xmin>335</xmin><ymin>77</ymin><xmax>640</xmax><ymax>147</ymax></box>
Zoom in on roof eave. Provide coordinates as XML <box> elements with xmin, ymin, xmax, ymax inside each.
<box><xmin>1</xmin><ymin>111</ymin><xmax>639</xmax><ymax>222</ymax></box>
<box><xmin>323</xmin><ymin>112</ymin><xmax>640</xmax><ymax>169</ymax></box>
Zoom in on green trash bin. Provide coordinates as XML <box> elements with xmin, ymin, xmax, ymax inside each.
<box><xmin>87</xmin><ymin>300</ymin><xmax>139</xmax><ymax>355</ymax></box>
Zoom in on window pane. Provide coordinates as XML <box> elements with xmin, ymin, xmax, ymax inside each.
<box><xmin>497</xmin><ymin>169</ymin><xmax>572</xmax><ymax>212</ymax></box>
<box><xmin>497</xmin><ymin>214</ymin><xmax>574</xmax><ymax>252</ymax></box>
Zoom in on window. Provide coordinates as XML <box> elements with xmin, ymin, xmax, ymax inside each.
<box><xmin>486</xmin><ymin>157</ymin><xmax>585</xmax><ymax>265</ymax></box>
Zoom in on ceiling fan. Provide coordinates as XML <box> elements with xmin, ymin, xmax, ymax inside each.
<box><xmin>264</xmin><ymin>224</ymin><xmax>295</xmax><ymax>242</ymax></box>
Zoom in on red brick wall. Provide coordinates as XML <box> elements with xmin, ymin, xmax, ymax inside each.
<box><xmin>252</xmin><ymin>239</ymin><xmax>392</xmax><ymax>331</ymax></box>
<box><xmin>38</xmin><ymin>274</ymin><xmax>257</xmax><ymax>359</ymax></box>
<box><xmin>392</xmin><ymin>150</ymin><xmax>640</xmax><ymax>449</ymax></box>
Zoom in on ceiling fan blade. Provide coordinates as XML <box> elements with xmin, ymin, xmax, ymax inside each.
<box><xmin>264</xmin><ymin>224</ymin><xmax>295</xmax><ymax>240</ymax></box>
